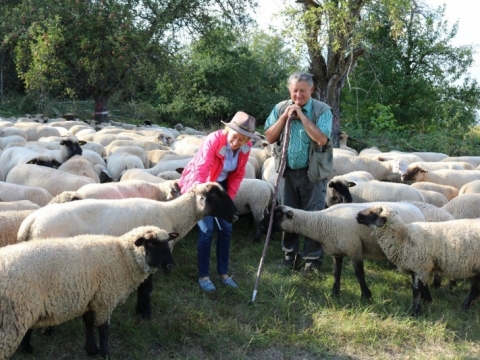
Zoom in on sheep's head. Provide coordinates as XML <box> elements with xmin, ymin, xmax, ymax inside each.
<box><xmin>259</xmin><ymin>205</ymin><xmax>293</xmax><ymax>234</ymax></box>
<box><xmin>194</xmin><ymin>182</ymin><xmax>238</xmax><ymax>223</ymax></box>
<box><xmin>401</xmin><ymin>165</ymin><xmax>428</xmax><ymax>182</ymax></box>
<box><xmin>134</xmin><ymin>228</ymin><xmax>178</xmax><ymax>273</ymax></box>
<box><xmin>356</xmin><ymin>205</ymin><xmax>393</xmax><ymax>228</ymax></box>
<box><xmin>326</xmin><ymin>179</ymin><xmax>354</xmax><ymax>207</ymax></box>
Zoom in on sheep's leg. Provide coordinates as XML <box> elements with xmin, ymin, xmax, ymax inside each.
<box><xmin>82</xmin><ymin>311</ymin><xmax>99</xmax><ymax>356</ymax></box>
<box><xmin>352</xmin><ymin>259</ymin><xmax>372</xmax><ymax>299</ymax></box>
<box><xmin>331</xmin><ymin>256</ymin><xmax>343</xmax><ymax>297</ymax></box>
<box><xmin>98</xmin><ymin>322</ymin><xmax>110</xmax><ymax>359</ymax></box>
<box><xmin>411</xmin><ymin>275</ymin><xmax>425</xmax><ymax>316</ymax></box>
<box><xmin>415</xmin><ymin>274</ymin><xmax>432</xmax><ymax>303</ymax></box>
<box><xmin>461</xmin><ymin>275</ymin><xmax>480</xmax><ymax>310</ymax></box>
<box><xmin>20</xmin><ymin>329</ymin><xmax>34</xmax><ymax>354</ymax></box>
<box><xmin>432</xmin><ymin>274</ymin><xmax>442</xmax><ymax>288</ymax></box>
<box><xmin>137</xmin><ymin>274</ymin><xmax>153</xmax><ymax>319</ymax></box>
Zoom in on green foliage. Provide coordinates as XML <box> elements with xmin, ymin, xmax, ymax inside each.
<box><xmin>341</xmin><ymin>3</ymin><xmax>480</xmax><ymax>132</ymax></box>
<box><xmin>368</xmin><ymin>103</ymin><xmax>404</xmax><ymax>133</ymax></box>
<box><xmin>155</xmin><ymin>26</ymin><xmax>299</xmax><ymax>127</ymax></box>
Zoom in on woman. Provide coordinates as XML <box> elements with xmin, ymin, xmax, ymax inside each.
<box><xmin>178</xmin><ymin>111</ymin><xmax>260</xmax><ymax>291</ymax></box>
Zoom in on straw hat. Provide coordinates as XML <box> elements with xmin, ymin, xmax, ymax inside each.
<box><xmin>221</xmin><ymin>111</ymin><xmax>260</xmax><ymax>139</ymax></box>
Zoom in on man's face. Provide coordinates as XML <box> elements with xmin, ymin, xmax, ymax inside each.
<box><xmin>288</xmin><ymin>80</ymin><xmax>314</xmax><ymax>107</ymax></box>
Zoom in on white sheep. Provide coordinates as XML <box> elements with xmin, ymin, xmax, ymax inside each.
<box><xmin>410</xmin><ymin>151</ymin><xmax>449</xmax><ymax>162</ymax></box>
<box><xmin>108</xmin><ymin>145</ymin><xmax>149</xmax><ymax>168</ymax></box>
<box><xmin>13</xmin><ymin>122</ymin><xmax>62</xmax><ymax>141</ymax></box>
<box><xmin>401</xmin><ymin>166</ymin><xmax>480</xmax><ymax>189</ymax></box>
<box><xmin>50</xmin><ymin>179</ymin><xmax>181</xmax><ymax>203</ymax></box>
<box><xmin>0</xmin><ymin>209</ymin><xmax>36</xmax><ymax>247</ymax></box>
<box><xmin>262</xmin><ymin>202</ymin><xmax>426</xmax><ymax>299</ymax></box>
<box><xmin>0</xmin><ymin>200</ymin><xmax>40</xmax><ymax>212</ymax></box>
<box><xmin>416</xmin><ymin>189</ymin><xmax>448</xmax><ymax>207</ymax></box>
<box><xmin>410</xmin><ymin>181</ymin><xmax>459</xmax><ymax>201</ymax></box>
<box><xmin>441</xmin><ymin>193</ymin><xmax>480</xmax><ymax>219</ymax></box>
<box><xmin>6</xmin><ymin>164</ymin><xmax>95</xmax><ymax>197</ymax></box>
<box><xmin>326</xmin><ymin>179</ymin><xmax>425</xmax><ymax>207</ymax></box>
<box><xmin>0</xmin><ymin>226</ymin><xmax>177</xmax><ymax>359</ymax></box>
<box><xmin>406</xmin><ymin>161</ymin><xmax>473</xmax><ymax>171</ymax></box>
<box><xmin>234</xmin><ymin>179</ymin><xmax>275</xmax><ymax>243</ymax></box>
<box><xmin>332</xmin><ymin>153</ymin><xmax>398</xmax><ymax>180</ymax></box>
<box><xmin>57</xmin><ymin>155</ymin><xmax>101</xmax><ymax>183</ymax></box>
<box><xmin>120</xmin><ymin>168</ymin><xmax>167</xmax><ymax>183</ymax></box>
<box><xmin>0</xmin><ymin>182</ymin><xmax>53</xmax><ymax>207</ymax></box>
<box><xmin>106</xmin><ymin>151</ymin><xmax>145</xmax><ymax>181</ymax></box>
<box><xmin>356</xmin><ymin>205</ymin><xmax>480</xmax><ymax>315</ymax></box>
<box><xmin>459</xmin><ymin>180</ymin><xmax>480</xmax><ymax>195</ymax></box>
<box><xmin>440</xmin><ymin>156</ymin><xmax>480</xmax><ymax>168</ymax></box>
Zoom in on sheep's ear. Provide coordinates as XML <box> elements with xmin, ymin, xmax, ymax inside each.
<box><xmin>53</xmin><ymin>159</ymin><xmax>62</xmax><ymax>167</ymax></box>
<box><xmin>60</xmin><ymin>140</ymin><xmax>66</xmax><ymax>145</ymax></box>
<box><xmin>286</xmin><ymin>210</ymin><xmax>294</xmax><ymax>219</ymax></box>
<box><xmin>175</xmin><ymin>167</ymin><xmax>184</xmax><ymax>174</ymax></box>
<box><xmin>373</xmin><ymin>215</ymin><xmax>387</xmax><ymax>227</ymax></box>
<box><xmin>27</xmin><ymin>158</ymin><xmax>38</xmax><ymax>164</ymax></box>
<box><xmin>347</xmin><ymin>181</ymin><xmax>356</xmax><ymax>187</ymax></box>
<box><xmin>168</xmin><ymin>232</ymin><xmax>179</xmax><ymax>240</ymax></box>
<box><xmin>78</xmin><ymin>140</ymin><xmax>87</xmax><ymax>146</ymax></box>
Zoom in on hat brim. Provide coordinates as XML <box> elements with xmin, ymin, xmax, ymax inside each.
<box><xmin>221</xmin><ymin>121</ymin><xmax>261</xmax><ymax>139</ymax></box>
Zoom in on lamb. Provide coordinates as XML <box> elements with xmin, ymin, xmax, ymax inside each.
<box><xmin>441</xmin><ymin>193</ymin><xmax>480</xmax><ymax>219</ymax></box>
<box><xmin>6</xmin><ymin>164</ymin><xmax>95</xmax><ymax>197</ymax></box>
<box><xmin>0</xmin><ymin>182</ymin><xmax>53</xmax><ymax>207</ymax></box>
<box><xmin>0</xmin><ymin>209</ymin><xmax>36</xmax><ymax>247</ymax></box>
<box><xmin>410</xmin><ymin>181</ymin><xmax>459</xmax><ymax>201</ymax></box>
<box><xmin>0</xmin><ymin>226</ymin><xmax>177</xmax><ymax>359</ymax></box>
<box><xmin>234</xmin><ymin>179</ymin><xmax>275</xmax><ymax>243</ymax></box>
<box><xmin>401</xmin><ymin>166</ymin><xmax>480</xmax><ymax>189</ymax></box>
<box><xmin>50</xmin><ymin>179</ymin><xmax>181</xmax><ymax>203</ymax></box>
<box><xmin>260</xmin><ymin>202</ymin><xmax>426</xmax><ymax>299</ymax></box>
<box><xmin>356</xmin><ymin>205</ymin><xmax>480</xmax><ymax>315</ymax></box>
<box><xmin>17</xmin><ymin>182</ymin><xmax>238</xmax><ymax>319</ymax></box>
<box><xmin>326</xmin><ymin>179</ymin><xmax>425</xmax><ymax>207</ymax></box>
<box><xmin>0</xmin><ymin>200</ymin><xmax>40</xmax><ymax>212</ymax></box>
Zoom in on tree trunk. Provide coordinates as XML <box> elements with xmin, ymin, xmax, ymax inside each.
<box><xmin>94</xmin><ymin>95</ymin><xmax>109</xmax><ymax>123</ymax></box>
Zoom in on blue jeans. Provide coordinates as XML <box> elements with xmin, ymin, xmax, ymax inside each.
<box><xmin>197</xmin><ymin>215</ymin><xmax>233</xmax><ymax>278</ymax></box>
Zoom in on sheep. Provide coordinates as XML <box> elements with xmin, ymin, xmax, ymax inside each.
<box><xmin>405</xmin><ymin>161</ymin><xmax>473</xmax><ymax>171</ymax></box>
<box><xmin>81</xmin><ymin>141</ymin><xmax>107</xmax><ymax>157</ymax></box>
<box><xmin>261</xmin><ymin>156</ymin><xmax>277</xmax><ymax>185</ymax></box>
<box><xmin>338</xmin><ymin>131</ymin><xmax>358</xmax><ymax>155</ymax></box>
<box><xmin>13</xmin><ymin>122</ymin><xmax>62</xmax><ymax>141</ymax></box>
<box><xmin>260</xmin><ymin>202</ymin><xmax>426</xmax><ymax>299</ymax></box>
<box><xmin>0</xmin><ymin>182</ymin><xmax>53</xmax><ymax>207</ymax></box>
<box><xmin>77</xmin><ymin>132</ymin><xmax>135</xmax><ymax>147</ymax></box>
<box><xmin>410</xmin><ymin>181</ymin><xmax>459</xmax><ymax>201</ymax></box>
<box><xmin>416</xmin><ymin>189</ymin><xmax>448</xmax><ymax>207</ymax></box>
<box><xmin>146</xmin><ymin>149</ymin><xmax>180</xmax><ymax>167</ymax></box>
<box><xmin>250</xmin><ymin>142</ymin><xmax>272</xmax><ymax>171</ymax></box>
<box><xmin>410</xmin><ymin>151</ymin><xmax>449</xmax><ymax>162</ymax></box>
<box><xmin>459</xmin><ymin>180</ymin><xmax>480</xmax><ymax>195</ymax></box>
<box><xmin>6</xmin><ymin>164</ymin><xmax>95</xmax><ymax>197</ymax></box>
<box><xmin>0</xmin><ymin>146</ymin><xmax>61</xmax><ymax>175</ymax></box>
<box><xmin>17</xmin><ymin>182</ymin><xmax>238</xmax><ymax>319</ymax></box>
<box><xmin>157</xmin><ymin>170</ymin><xmax>182</xmax><ymax>180</ymax></box>
<box><xmin>50</xmin><ymin>179</ymin><xmax>181</xmax><ymax>203</ymax></box>
<box><xmin>234</xmin><ymin>179</ymin><xmax>275</xmax><ymax>243</ymax></box>
<box><xmin>57</xmin><ymin>155</ymin><xmax>101</xmax><ymax>183</ymax></box>
<box><xmin>326</xmin><ymin>179</ymin><xmax>425</xmax><ymax>207</ymax></box>
<box><xmin>0</xmin><ymin>134</ymin><xmax>27</xmax><ymax>148</ymax></box>
<box><xmin>144</xmin><ymin>157</ymin><xmax>192</xmax><ymax>176</ymax></box>
<box><xmin>441</xmin><ymin>193</ymin><xmax>480</xmax><ymax>219</ymax></box>
<box><xmin>0</xmin><ymin>200</ymin><xmax>40</xmax><ymax>212</ymax></box>
<box><xmin>401</xmin><ymin>166</ymin><xmax>480</xmax><ymax>189</ymax></box>
<box><xmin>120</xmin><ymin>168</ymin><xmax>166</xmax><ymax>183</ymax></box>
<box><xmin>406</xmin><ymin>201</ymin><xmax>454</xmax><ymax>222</ymax></box>
<box><xmin>332</xmin><ymin>154</ymin><xmax>398</xmax><ymax>180</ymax></box>
<box><xmin>441</xmin><ymin>156</ymin><xmax>480</xmax><ymax>168</ymax></box>
<box><xmin>356</xmin><ymin>205</ymin><xmax>480</xmax><ymax>315</ymax></box>
<box><xmin>0</xmin><ymin>209</ymin><xmax>36</xmax><ymax>247</ymax></box>
<box><xmin>0</xmin><ymin>126</ymin><xmax>28</xmax><ymax>139</ymax></box>
<box><xmin>169</xmin><ymin>139</ymin><xmax>200</xmax><ymax>156</ymax></box>
<box><xmin>0</xmin><ymin>226</ymin><xmax>177</xmax><ymax>359</ymax></box>
<box><xmin>105</xmin><ymin>139</ymin><xmax>167</xmax><ymax>155</ymax></box>
<box><xmin>106</xmin><ymin>151</ymin><xmax>146</xmax><ymax>181</ymax></box>
<box><xmin>108</xmin><ymin>145</ymin><xmax>149</xmax><ymax>168</ymax></box>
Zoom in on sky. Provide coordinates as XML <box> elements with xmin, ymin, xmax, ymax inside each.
<box><xmin>252</xmin><ymin>0</ymin><xmax>480</xmax><ymax>84</ymax></box>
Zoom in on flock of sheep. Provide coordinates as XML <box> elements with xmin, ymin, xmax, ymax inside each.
<box><xmin>1</xmin><ymin>115</ymin><xmax>480</xmax><ymax>358</ymax></box>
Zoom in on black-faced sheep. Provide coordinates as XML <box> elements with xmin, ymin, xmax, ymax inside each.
<box><xmin>356</xmin><ymin>205</ymin><xmax>480</xmax><ymax>315</ymax></box>
<box><xmin>0</xmin><ymin>226</ymin><xmax>177</xmax><ymax>359</ymax></box>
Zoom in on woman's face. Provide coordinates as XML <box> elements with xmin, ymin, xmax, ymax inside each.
<box><xmin>227</xmin><ymin>130</ymin><xmax>249</xmax><ymax>150</ymax></box>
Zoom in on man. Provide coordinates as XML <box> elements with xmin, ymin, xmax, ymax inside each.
<box><xmin>264</xmin><ymin>71</ymin><xmax>333</xmax><ymax>273</ymax></box>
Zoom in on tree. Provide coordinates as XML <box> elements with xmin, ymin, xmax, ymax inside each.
<box><xmin>155</xmin><ymin>26</ymin><xmax>300</xmax><ymax>127</ymax></box>
<box><xmin>279</xmin><ymin>0</ymin><xmax>410</xmax><ymax>145</ymax></box>
<box><xmin>2</xmin><ymin>0</ymin><xmax>256</xmax><ymax>122</ymax></box>
<box><xmin>341</xmin><ymin>2</ymin><xmax>480</xmax><ymax>132</ymax></box>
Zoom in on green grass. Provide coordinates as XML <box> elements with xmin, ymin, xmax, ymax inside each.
<box><xmin>9</xmin><ymin>216</ymin><xmax>480</xmax><ymax>360</ymax></box>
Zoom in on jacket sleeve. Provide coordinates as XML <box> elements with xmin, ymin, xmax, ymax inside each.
<box><xmin>185</xmin><ymin>133</ymin><xmax>217</xmax><ymax>191</ymax></box>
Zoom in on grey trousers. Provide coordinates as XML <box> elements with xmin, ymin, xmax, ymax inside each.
<box><xmin>280</xmin><ymin>167</ymin><xmax>327</xmax><ymax>261</ymax></box>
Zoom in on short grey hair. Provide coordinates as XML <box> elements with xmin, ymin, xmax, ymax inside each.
<box><xmin>288</xmin><ymin>71</ymin><xmax>314</xmax><ymax>87</ymax></box>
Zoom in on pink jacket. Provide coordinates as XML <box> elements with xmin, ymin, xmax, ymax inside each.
<box><xmin>178</xmin><ymin>130</ymin><xmax>252</xmax><ymax>200</ymax></box>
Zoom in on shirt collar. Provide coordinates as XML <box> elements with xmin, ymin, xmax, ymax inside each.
<box><xmin>302</xmin><ymin>98</ymin><xmax>313</xmax><ymax>113</ymax></box>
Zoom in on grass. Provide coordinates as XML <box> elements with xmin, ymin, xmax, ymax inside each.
<box><xmin>9</xmin><ymin>215</ymin><xmax>480</xmax><ymax>360</ymax></box>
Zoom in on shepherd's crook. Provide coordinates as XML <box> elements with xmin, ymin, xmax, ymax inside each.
<box><xmin>251</xmin><ymin>114</ymin><xmax>295</xmax><ymax>303</ymax></box>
